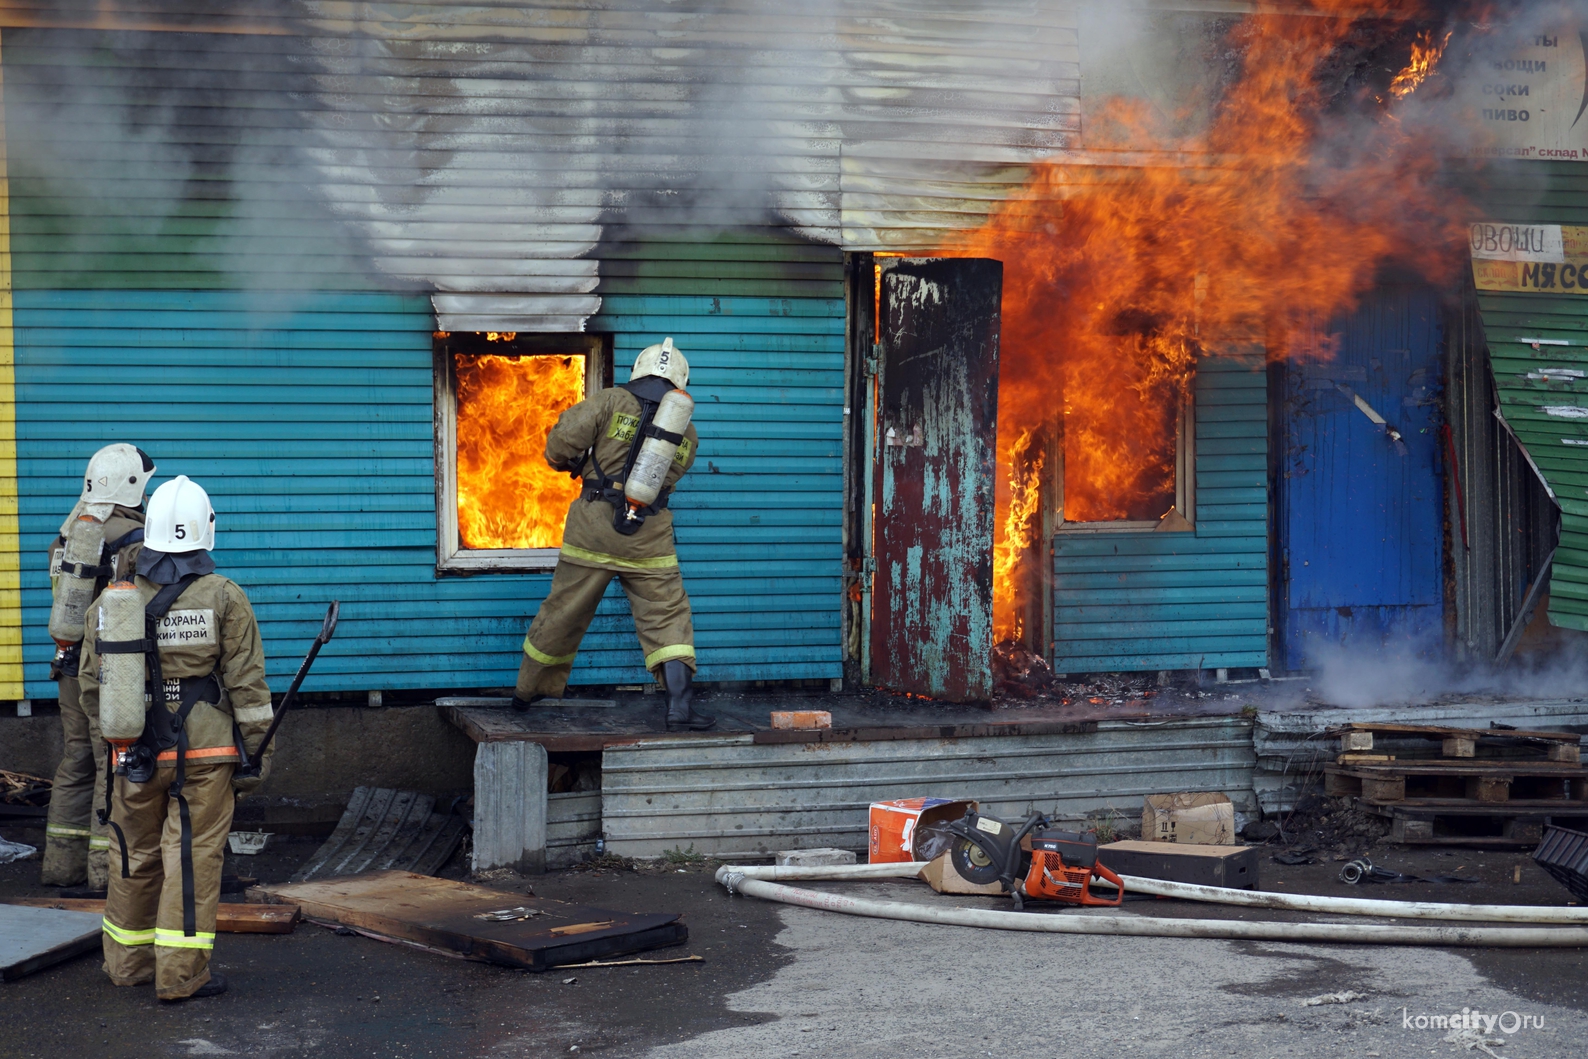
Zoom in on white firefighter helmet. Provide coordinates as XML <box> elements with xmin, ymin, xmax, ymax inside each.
<box><xmin>630</xmin><ymin>337</ymin><xmax>689</xmax><ymax>389</ymax></box>
<box><xmin>81</xmin><ymin>443</ymin><xmax>156</xmax><ymax>508</ymax></box>
<box><xmin>145</xmin><ymin>475</ymin><xmax>216</xmax><ymax>553</ymax></box>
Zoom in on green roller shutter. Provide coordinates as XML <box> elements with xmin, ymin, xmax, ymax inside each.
<box><xmin>1462</xmin><ymin>162</ymin><xmax>1588</xmax><ymax>630</ymax></box>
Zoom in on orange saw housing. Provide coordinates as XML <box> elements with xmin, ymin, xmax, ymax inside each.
<box><xmin>1022</xmin><ymin>830</ymin><xmax>1124</xmax><ymax>907</ymax></box>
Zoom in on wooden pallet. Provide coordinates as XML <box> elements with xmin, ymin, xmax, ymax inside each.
<box><xmin>1331</xmin><ymin>722</ymin><xmax>1582</xmax><ymax>764</ymax></box>
<box><xmin>1325</xmin><ymin>760</ymin><xmax>1588</xmax><ymax>805</ymax></box>
<box><xmin>1354</xmin><ymin>798</ymin><xmax>1588</xmax><ymax>848</ymax></box>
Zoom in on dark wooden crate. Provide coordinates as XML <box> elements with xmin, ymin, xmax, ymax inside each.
<box><xmin>1098</xmin><ymin>840</ymin><xmax>1260</xmax><ymax>890</ymax></box>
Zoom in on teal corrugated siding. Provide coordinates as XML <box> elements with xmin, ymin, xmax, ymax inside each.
<box><xmin>1051</xmin><ymin>351</ymin><xmax>1269</xmax><ymax>672</ymax></box>
<box><xmin>16</xmin><ymin>289</ymin><xmax>845</xmax><ymax>696</ymax></box>
<box><xmin>589</xmin><ymin>294</ymin><xmax>847</xmax><ymax>678</ymax></box>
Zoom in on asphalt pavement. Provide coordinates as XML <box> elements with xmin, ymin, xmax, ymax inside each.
<box><xmin>1</xmin><ymin>827</ymin><xmax>1585</xmax><ymax>1059</ymax></box>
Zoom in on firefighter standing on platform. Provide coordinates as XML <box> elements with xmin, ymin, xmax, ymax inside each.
<box><xmin>40</xmin><ymin>444</ymin><xmax>155</xmax><ymax>890</ymax></box>
<box><xmin>80</xmin><ymin>475</ymin><xmax>273</xmax><ymax>1001</ymax></box>
<box><xmin>513</xmin><ymin>337</ymin><xmax>714</xmax><ymax>731</ymax></box>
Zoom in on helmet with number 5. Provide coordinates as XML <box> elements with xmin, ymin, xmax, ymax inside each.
<box><xmin>81</xmin><ymin>443</ymin><xmax>156</xmax><ymax>508</ymax></box>
<box><xmin>145</xmin><ymin>475</ymin><xmax>216</xmax><ymax>553</ymax></box>
<box><xmin>630</xmin><ymin>336</ymin><xmax>689</xmax><ymax>389</ymax></box>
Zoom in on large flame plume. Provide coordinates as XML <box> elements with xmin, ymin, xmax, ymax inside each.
<box><xmin>964</xmin><ymin>1</ymin><xmax>1470</xmax><ymax>644</ymax></box>
<box><xmin>455</xmin><ymin>353</ymin><xmax>586</xmax><ymax>549</ymax></box>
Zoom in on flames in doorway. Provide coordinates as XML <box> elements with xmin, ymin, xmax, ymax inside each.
<box><xmin>962</xmin><ymin>1</ymin><xmax>1470</xmax><ymax>648</ymax></box>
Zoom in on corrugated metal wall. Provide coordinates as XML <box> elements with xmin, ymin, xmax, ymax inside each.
<box><xmin>12</xmin><ymin>287</ymin><xmax>846</xmax><ymax>697</ymax></box>
<box><xmin>1051</xmin><ymin>349</ymin><xmax>1269</xmax><ymax>673</ymax></box>
<box><xmin>601</xmin><ymin>718</ymin><xmax>1257</xmax><ymax>858</ymax></box>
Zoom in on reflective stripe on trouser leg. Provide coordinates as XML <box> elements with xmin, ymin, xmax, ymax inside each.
<box><xmin>154</xmin><ymin>762</ymin><xmax>235</xmax><ymax>999</ymax></box>
<box><xmin>155</xmin><ymin>928</ymin><xmax>215</xmax><ymax>950</ymax></box>
<box><xmin>101</xmin><ymin>918</ymin><xmax>156</xmax><ymax>947</ymax></box>
<box><xmin>617</xmin><ymin>566</ymin><xmax>696</xmax><ymax>674</ymax></box>
<box><xmin>517</xmin><ymin>561</ymin><xmax>617</xmax><ymax>699</ymax></box>
<box><xmin>42</xmin><ymin>675</ymin><xmax>96</xmax><ymax>886</ymax></box>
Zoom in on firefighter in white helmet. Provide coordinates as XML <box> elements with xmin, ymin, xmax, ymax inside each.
<box><xmin>513</xmin><ymin>337</ymin><xmax>714</xmax><ymax>730</ymax></box>
<box><xmin>78</xmin><ymin>475</ymin><xmax>273</xmax><ymax>1001</ymax></box>
<box><xmin>40</xmin><ymin>444</ymin><xmax>155</xmax><ymax>890</ymax></box>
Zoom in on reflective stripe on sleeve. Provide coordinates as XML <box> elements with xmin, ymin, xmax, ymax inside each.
<box><xmin>154</xmin><ymin>928</ymin><xmax>216</xmax><ymax>950</ymax></box>
<box><xmin>558</xmin><ymin>544</ymin><xmax>678</xmax><ymax>570</ymax></box>
<box><xmin>523</xmin><ymin>639</ymin><xmax>578</xmax><ymax>667</ymax></box>
<box><xmin>46</xmin><ymin>824</ymin><xmax>93</xmax><ymax>839</ymax></box>
<box><xmin>644</xmin><ymin>644</ymin><xmax>696</xmax><ymax>669</ymax></box>
<box><xmin>233</xmin><ymin>703</ymin><xmax>274</xmax><ymax>724</ymax></box>
<box><xmin>102</xmin><ymin>918</ymin><xmax>156</xmax><ymax>946</ymax></box>
<box><xmin>89</xmin><ymin>836</ymin><xmax>111</xmax><ymax>850</ymax></box>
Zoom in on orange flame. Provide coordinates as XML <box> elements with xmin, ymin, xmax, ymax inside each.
<box><xmin>960</xmin><ymin>2</ymin><xmax>1469</xmax><ymax>646</ymax></box>
<box><xmin>455</xmin><ymin>353</ymin><xmax>586</xmax><ymax>549</ymax></box>
<box><xmin>993</xmin><ymin>428</ymin><xmax>1045</xmax><ymax>641</ymax></box>
<box><xmin>1390</xmin><ymin>29</ymin><xmax>1452</xmax><ymax>100</ymax></box>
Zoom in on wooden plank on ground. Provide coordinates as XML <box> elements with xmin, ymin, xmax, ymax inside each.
<box><xmin>0</xmin><ymin>904</ymin><xmax>103</xmax><ymax>981</ymax></box>
<box><xmin>0</xmin><ymin>899</ymin><xmax>298</xmax><ymax>934</ymax></box>
<box><xmin>1332</xmin><ymin>722</ymin><xmax>1582</xmax><ymax>744</ymax></box>
<box><xmin>248</xmin><ymin>870</ymin><xmax>686</xmax><ymax>971</ymax></box>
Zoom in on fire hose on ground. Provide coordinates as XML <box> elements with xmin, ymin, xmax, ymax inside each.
<box><xmin>714</xmin><ymin>863</ymin><xmax>1588</xmax><ymax>947</ymax></box>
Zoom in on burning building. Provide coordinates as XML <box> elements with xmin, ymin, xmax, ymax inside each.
<box><xmin>0</xmin><ymin>0</ymin><xmax>1576</xmax><ymax>708</ymax></box>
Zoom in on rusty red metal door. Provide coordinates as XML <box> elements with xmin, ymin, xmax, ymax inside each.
<box><xmin>870</xmin><ymin>258</ymin><xmax>1001</xmax><ymax>702</ymax></box>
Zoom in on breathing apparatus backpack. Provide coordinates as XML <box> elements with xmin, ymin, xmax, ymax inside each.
<box><xmin>48</xmin><ymin>514</ymin><xmax>143</xmax><ymax>678</ymax></box>
<box><xmin>582</xmin><ymin>376</ymin><xmax>694</xmax><ymax>535</ymax></box>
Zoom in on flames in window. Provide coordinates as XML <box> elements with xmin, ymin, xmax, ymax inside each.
<box><xmin>455</xmin><ymin>353</ymin><xmax>586</xmax><ymax>549</ymax></box>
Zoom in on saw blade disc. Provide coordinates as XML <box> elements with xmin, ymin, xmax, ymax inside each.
<box><xmin>950</xmin><ymin>837</ymin><xmax>1003</xmax><ymax>885</ymax></box>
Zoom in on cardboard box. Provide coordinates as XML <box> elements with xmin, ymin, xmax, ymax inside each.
<box><xmin>918</xmin><ymin>852</ymin><xmax>1005</xmax><ymax>896</ymax></box>
<box><xmin>1098</xmin><ymin>839</ymin><xmax>1259</xmax><ymax>889</ymax></box>
<box><xmin>770</xmin><ymin>710</ymin><xmax>832</xmax><ymax>730</ymax></box>
<box><xmin>1142</xmin><ymin>793</ymin><xmax>1236</xmax><ymax>845</ymax></box>
<box><xmin>867</xmin><ymin>798</ymin><xmax>975</xmax><ymax>863</ymax></box>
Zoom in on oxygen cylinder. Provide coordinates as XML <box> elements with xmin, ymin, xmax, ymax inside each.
<box><xmin>97</xmin><ymin>582</ymin><xmax>148</xmax><ymax>746</ymax></box>
<box><xmin>623</xmin><ymin>389</ymin><xmax>694</xmax><ymax>514</ymax></box>
<box><xmin>47</xmin><ymin>514</ymin><xmax>108</xmax><ymax>643</ymax></box>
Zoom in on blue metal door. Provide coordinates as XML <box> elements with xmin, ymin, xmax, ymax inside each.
<box><xmin>1280</xmin><ymin>286</ymin><xmax>1445</xmax><ymax>670</ymax></box>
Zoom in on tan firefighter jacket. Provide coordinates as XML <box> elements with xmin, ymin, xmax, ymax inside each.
<box><xmin>79</xmin><ymin>573</ymin><xmax>274</xmax><ymax>771</ymax></box>
<box><xmin>545</xmin><ymin>384</ymin><xmax>699</xmax><ymax>573</ymax></box>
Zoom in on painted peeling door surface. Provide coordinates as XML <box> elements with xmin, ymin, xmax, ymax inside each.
<box><xmin>1281</xmin><ymin>287</ymin><xmax>1445</xmax><ymax>669</ymax></box>
<box><xmin>871</xmin><ymin>258</ymin><xmax>1001</xmax><ymax>701</ymax></box>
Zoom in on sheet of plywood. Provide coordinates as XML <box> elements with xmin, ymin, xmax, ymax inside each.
<box><xmin>249</xmin><ymin>870</ymin><xmax>686</xmax><ymax>971</ymax></box>
<box><xmin>0</xmin><ymin>904</ymin><xmax>103</xmax><ymax>981</ymax></box>
<box><xmin>2</xmin><ymin>899</ymin><xmax>298</xmax><ymax>934</ymax></box>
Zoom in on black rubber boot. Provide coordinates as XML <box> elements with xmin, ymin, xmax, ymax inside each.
<box><xmin>162</xmin><ymin>973</ymin><xmax>227</xmax><ymax>1002</ymax></box>
<box><xmin>662</xmin><ymin>660</ymin><xmax>714</xmax><ymax>731</ymax></box>
<box><xmin>510</xmin><ymin>695</ymin><xmax>546</xmax><ymax>713</ymax></box>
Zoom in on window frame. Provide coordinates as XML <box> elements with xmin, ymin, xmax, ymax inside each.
<box><xmin>432</xmin><ymin>332</ymin><xmax>611</xmax><ymax>574</ymax></box>
<box><xmin>1053</xmin><ymin>383</ymin><xmax>1196</xmax><ymax>533</ymax></box>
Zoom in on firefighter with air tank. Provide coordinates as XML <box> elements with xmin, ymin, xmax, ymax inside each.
<box><xmin>80</xmin><ymin>474</ymin><xmax>274</xmax><ymax>1001</ymax></box>
<box><xmin>41</xmin><ymin>444</ymin><xmax>156</xmax><ymax>890</ymax></box>
<box><xmin>512</xmin><ymin>337</ymin><xmax>715</xmax><ymax>731</ymax></box>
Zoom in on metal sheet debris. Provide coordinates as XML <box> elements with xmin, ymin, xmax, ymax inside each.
<box><xmin>291</xmin><ymin>787</ymin><xmax>468</xmax><ymax>883</ymax></box>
